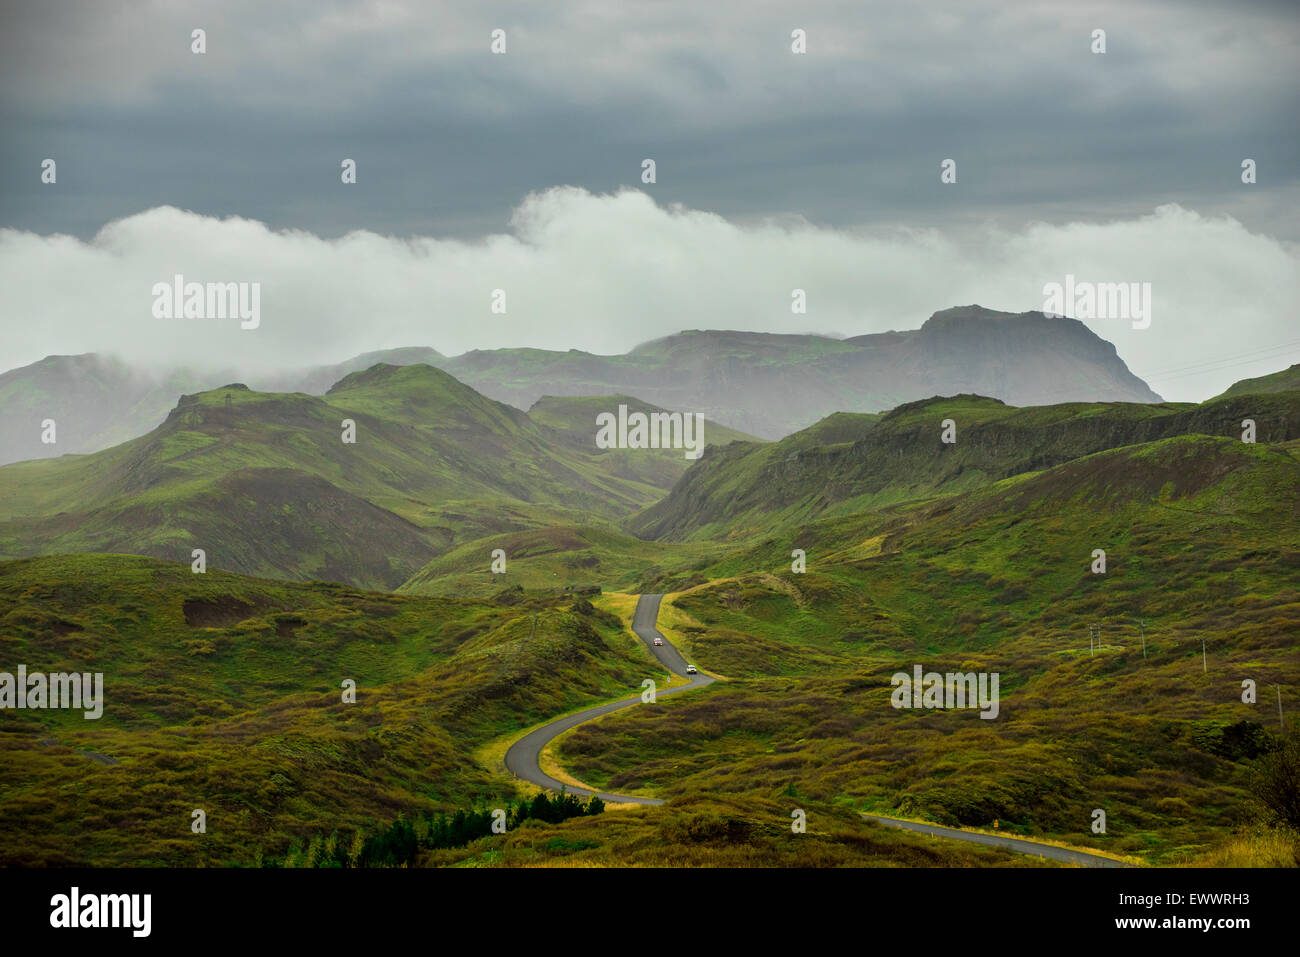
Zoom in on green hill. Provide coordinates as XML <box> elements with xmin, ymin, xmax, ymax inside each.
<box><xmin>1211</xmin><ymin>363</ymin><xmax>1300</xmax><ymax>401</ymax></box>
<box><xmin>526</xmin><ymin>393</ymin><xmax>762</xmax><ymax>495</ymax></box>
<box><xmin>0</xmin><ymin>353</ymin><xmax>216</xmax><ymax>465</ymax></box>
<box><xmin>0</xmin><ymin>553</ymin><xmax>660</xmax><ymax>866</ymax></box>
<box><xmin>628</xmin><ymin>390</ymin><xmax>1300</xmax><ymax>542</ymax></box>
<box><xmin>555</xmin><ymin>433</ymin><xmax>1300</xmax><ymax>863</ymax></box>
<box><xmin>0</xmin><ymin>366</ymin><xmax>717</xmax><ymax>589</ymax></box>
<box><xmin>3</xmin><ymin>361</ymin><xmax>1297</xmax><ymax>869</ymax></box>
<box><xmin>528</xmin><ymin>393</ymin><xmax>759</xmax><ymax>449</ymax></box>
<box><xmin>397</xmin><ymin>523</ymin><xmax>718</xmax><ymax>599</ymax></box>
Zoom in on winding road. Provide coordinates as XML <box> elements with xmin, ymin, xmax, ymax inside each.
<box><xmin>859</xmin><ymin>814</ymin><xmax>1131</xmax><ymax>867</ymax></box>
<box><xmin>504</xmin><ymin>593</ymin><xmax>1133</xmax><ymax>867</ymax></box>
<box><xmin>503</xmin><ymin>593</ymin><xmax>713</xmax><ymax>805</ymax></box>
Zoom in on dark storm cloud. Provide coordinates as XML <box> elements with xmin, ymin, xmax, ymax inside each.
<box><xmin>1</xmin><ymin>0</ymin><xmax>1297</xmax><ymax>403</ymax></box>
<box><xmin>1</xmin><ymin>0</ymin><xmax>1295</xmax><ymax>239</ymax></box>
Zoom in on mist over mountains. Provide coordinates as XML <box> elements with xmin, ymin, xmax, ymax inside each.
<box><xmin>0</xmin><ymin>305</ymin><xmax>1160</xmax><ymax>465</ymax></box>
<box><xmin>2</xmin><ymin>336</ymin><xmax>1288</xmax><ymax>596</ymax></box>
<box><xmin>2</xmin><ymin>302</ymin><xmax>1297</xmax><ymax>871</ymax></box>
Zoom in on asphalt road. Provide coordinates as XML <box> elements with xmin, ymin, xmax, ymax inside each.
<box><xmin>860</xmin><ymin>813</ymin><xmax>1132</xmax><ymax>867</ymax></box>
<box><xmin>503</xmin><ymin>593</ymin><xmax>714</xmax><ymax>805</ymax></box>
<box><xmin>503</xmin><ymin>594</ymin><xmax>1137</xmax><ymax>866</ymax></box>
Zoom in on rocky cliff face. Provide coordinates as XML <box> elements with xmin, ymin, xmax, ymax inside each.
<box><xmin>896</xmin><ymin>306</ymin><xmax>1161</xmax><ymax>408</ymax></box>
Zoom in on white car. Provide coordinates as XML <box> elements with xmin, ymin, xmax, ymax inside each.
<box><xmin>686</xmin><ymin>664</ymin><xmax>698</xmax><ymax>674</ymax></box>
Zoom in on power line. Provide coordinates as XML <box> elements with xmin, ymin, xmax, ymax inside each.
<box><xmin>1154</xmin><ymin>347</ymin><xmax>1300</xmax><ymax>383</ymax></box>
<box><xmin>1141</xmin><ymin>337</ymin><xmax>1300</xmax><ymax>379</ymax></box>
<box><xmin>1144</xmin><ymin>336</ymin><xmax>1300</xmax><ymax>375</ymax></box>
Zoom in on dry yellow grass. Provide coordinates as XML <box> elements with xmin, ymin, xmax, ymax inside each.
<box><xmin>478</xmin><ymin>591</ymin><xmax>680</xmax><ymax>809</ymax></box>
<box><xmin>1181</xmin><ymin>827</ymin><xmax>1299</xmax><ymax>867</ymax></box>
<box><xmin>473</xmin><ymin>706</ymin><xmax>641</xmax><ymax>810</ymax></box>
<box><xmin>472</xmin><ymin>728</ymin><xmax>524</xmax><ymax>781</ymax></box>
<box><xmin>821</xmin><ymin>533</ymin><xmax>887</xmax><ymax>564</ymax></box>
<box><xmin>538</xmin><ymin>733</ymin><xmax>639</xmax><ymax>810</ymax></box>
<box><xmin>592</xmin><ymin>591</ymin><xmax>638</xmax><ymax>621</ymax></box>
<box><xmin>658</xmin><ymin>593</ymin><xmax>729</xmax><ymax>680</ymax></box>
<box><xmin>754</xmin><ymin>572</ymin><xmax>807</xmax><ymax>607</ymax></box>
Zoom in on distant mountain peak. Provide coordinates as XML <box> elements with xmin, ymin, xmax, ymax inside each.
<box><xmin>326</xmin><ymin>361</ymin><xmax>462</xmax><ymax>394</ymax></box>
<box><xmin>881</xmin><ymin>393</ymin><xmax>1009</xmax><ymax>419</ymax></box>
<box><xmin>922</xmin><ymin>304</ymin><xmax>1076</xmax><ymax>328</ymax></box>
<box><xmin>0</xmin><ymin>305</ymin><xmax>1168</xmax><ymax>464</ymax></box>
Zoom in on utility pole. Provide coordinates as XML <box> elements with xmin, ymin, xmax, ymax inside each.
<box><xmin>1137</xmin><ymin>619</ymin><xmax>1146</xmax><ymax>659</ymax></box>
<box><xmin>1202</xmin><ymin>638</ymin><xmax>1207</xmax><ymax>674</ymax></box>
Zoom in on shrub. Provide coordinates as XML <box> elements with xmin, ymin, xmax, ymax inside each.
<box><xmin>1249</xmin><ymin>726</ymin><xmax>1300</xmax><ymax>829</ymax></box>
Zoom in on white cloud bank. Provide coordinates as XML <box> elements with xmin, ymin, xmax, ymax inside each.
<box><xmin>2</xmin><ymin>187</ymin><xmax>1296</xmax><ymax>401</ymax></box>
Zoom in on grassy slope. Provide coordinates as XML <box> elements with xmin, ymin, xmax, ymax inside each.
<box><xmin>1211</xmin><ymin>363</ymin><xmax>1300</xmax><ymax>401</ymax></box>
<box><xmin>0</xmin><ymin>553</ymin><xmax>664</xmax><ymax>866</ymax></box>
<box><xmin>0</xmin><ymin>366</ymin><xmax>709</xmax><ymax>589</ymax></box>
<box><xmin>524</xmin><ymin>393</ymin><xmax>762</xmax><ymax>496</ymax></box>
<box><xmin>5</xmin><ymin>377</ymin><xmax>1298</xmax><ymax>868</ymax></box>
<box><xmin>0</xmin><ymin>354</ymin><xmax>213</xmax><ymax>464</ymax></box>
<box><xmin>527</xmin><ymin>393</ymin><xmax>760</xmax><ymax>447</ymax></box>
<box><xmin>397</xmin><ymin>524</ymin><xmax>720</xmax><ymax>600</ymax></box>
<box><xmin>0</xmin><ymin>554</ymin><xmax>1035</xmax><ymax>868</ymax></box>
<box><xmin>397</xmin><ymin>395</ymin><xmax>759</xmax><ymax>597</ymax></box>
<box><xmin>557</xmin><ymin>434</ymin><xmax>1300</xmax><ymax>864</ymax></box>
<box><xmin>627</xmin><ymin>391</ymin><xmax>1300</xmax><ymax>542</ymax></box>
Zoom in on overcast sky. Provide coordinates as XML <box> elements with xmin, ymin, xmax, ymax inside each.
<box><xmin>0</xmin><ymin>0</ymin><xmax>1296</xmax><ymax>401</ymax></box>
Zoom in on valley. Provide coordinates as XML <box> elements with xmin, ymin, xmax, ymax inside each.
<box><xmin>1</xmin><ymin>326</ymin><xmax>1297</xmax><ymax>868</ymax></box>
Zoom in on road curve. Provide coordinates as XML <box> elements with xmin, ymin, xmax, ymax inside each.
<box><xmin>504</xmin><ymin>595</ymin><xmax>1137</xmax><ymax>866</ymax></box>
<box><xmin>503</xmin><ymin>593</ymin><xmax>714</xmax><ymax>805</ymax></box>
<box><xmin>860</xmin><ymin>813</ymin><xmax>1133</xmax><ymax>867</ymax></box>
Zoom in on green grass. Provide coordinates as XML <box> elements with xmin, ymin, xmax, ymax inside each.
<box><xmin>0</xmin><ymin>553</ymin><xmax>660</xmax><ymax>866</ymax></box>
<box><xmin>397</xmin><ymin>524</ymin><xmax>721</xmax><ymax>599</ymax></box>
<box><xmin>0</xmin><ymin>367</ymin><xmax>725</xmax><ymax>589</ymax></box>
<box><xmin>1210</xmin><ymin>363</ymin><xmax>1300</xmax><ymax>402</ymax></box>
<box><xmin>554</xmin><ymin>433</ymin><xmax>1300</xmax><ymax>865</ymax></box>
<box><xmin>3</xmin><ymin>374</ymin><xmax>1298</xmax><ymax>868</ymax></box>
<box><xmin>628</xmin><ymin>390</ymin><xmax>1300</xmax><ymax>543</ymax></box>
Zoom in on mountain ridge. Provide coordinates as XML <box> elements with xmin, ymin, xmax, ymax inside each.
<box><xmin>0</xmin><ymin>305</ymin><xmax>1164</xmax><ymax>463</ymax></box>
<box><xmin>0</xmin><ymin>364</ymin><xmax>750</xmax><ymax>588</ymax></box>
<box><xmin>626</xmin><ymin>388</ymin><xmax>1300</xmax><ymax>542</ymax></box>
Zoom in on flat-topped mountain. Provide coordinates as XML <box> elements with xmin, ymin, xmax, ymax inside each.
<box><xmin>435</xmin><ymin>307</ymin><xmax>1162</xmax><ymax>439</ymax></box>
<box><xmin>0</xmin><ymin>306</ymin><xmax>1164</xmax><ymax>463</ymax></box>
